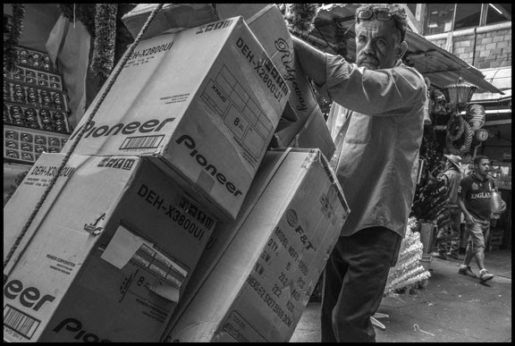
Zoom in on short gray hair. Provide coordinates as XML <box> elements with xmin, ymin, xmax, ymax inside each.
<box><xmin>355</xmin><ymin>4</ymin><xmax>408</xmax><ymax>42</ymax></box>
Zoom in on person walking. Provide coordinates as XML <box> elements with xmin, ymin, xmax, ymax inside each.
<box><xmin>458</xmin><ymin>155</ymin><xmax>496</xmax><ymax>283</ymax></box>
<box><xmin>435</xmin><ymin>154</ymin><xmax>463</xmax><ymax>260</ymax></box>
<box><xmin>293</xmin><ymin>3</ymin><xmax>427</xmax><ymax>342</ymax></box>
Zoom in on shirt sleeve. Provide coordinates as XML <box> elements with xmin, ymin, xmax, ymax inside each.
<box><xmin>317</xmin><ymin>53</ymin><xmax>426</xmax><ymax>116</ymax></box>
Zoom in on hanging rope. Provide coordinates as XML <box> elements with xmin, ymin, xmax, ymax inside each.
<box><xmin>4</xmin><ymin>3</ymin><xmax>164</xmax><ymax>277</ymax></box>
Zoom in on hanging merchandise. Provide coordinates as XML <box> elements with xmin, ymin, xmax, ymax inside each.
<box><xmin>4</xmin><ymin>4</ymin><xmax>26</xmax><ymax>72</ymax></box>
<box><xmin>3</xmin><ymin>46</ymin><xmax>72</xmax><ymax>164</ymax></box>
<box><xmin>475</xmin><ymin>128</ymin><xmax>489</xmax><ymax>142</ymax></box>
<box><xmin>445</xmin><ymin>114</ymin><xmax>473</xmax><ymax>155</ymax></box>
<box><xmin>445</xmin><ymin>114</ymin><xmax>464</xmax><ymax>142</ymax></box>
<box><xmin>465</xmin><ymin>103</ymin><xmax>486</xmax><ymax>131</ymax></box>
<box><xmin>283</xmin><ymin>3</ymin><xmax>319</xmax><ymax>35</ymax></box>
<box><xmin>90</xmin><ymin>4</ymin><xmax>118</xmax><ymax>81</ymax></box>
<box><xmin>58</xmin><ymin>4</ymin><xmax>136</xmax><ymax>85</ymax></box>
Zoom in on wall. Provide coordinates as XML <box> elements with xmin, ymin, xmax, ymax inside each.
<box><xmin>425</xmin><ymin>23</ymin><xmax>512</xmax><ymax>69</ymax></box>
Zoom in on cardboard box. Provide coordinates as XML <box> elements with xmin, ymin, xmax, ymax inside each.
<box><xmin>122</xmin><ymin>3</ymin><xmax>218</xmax><ymax>39</ymax></box>
<box><xmin>3</xmin><ymin>153</ymin><xmax>217</xmax><ymax>342</ymax></box>
<box><xmin>288</xmin><ymin>108</ymin><xmax>335</xmax><ymax>160</ymax></box>
<box><xmin>61</xmin><ymin>17</ymin><xmax>289</xmax><ymax>220</ymax></box>
<box><xmin>163</xmin><ymin>148</ymin><xmax>350</xmax><ymax>342</ymax></box>
<box><xmin>216</xmin><ymin>4</ymin><xmax>330</xmax><ymax>152</ymax></box>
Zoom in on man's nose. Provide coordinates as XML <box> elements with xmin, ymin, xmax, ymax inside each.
<box><xmin>362</xmin><ymin>40</ymin><xmax>374</xmax><ymax>53</ymax></box>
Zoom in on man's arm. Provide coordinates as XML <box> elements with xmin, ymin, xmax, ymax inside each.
<box><xmin>294</xmin><ymin>37</ymin><xmax>425</xmax><ymax>115</ymax></box>
<box><xmin>458</xmin><ymin>197</ymin><xmax>475</xmax><ymax>224</ymax></box>
<box><xmin>292</xmin><ymin>36</ymin><xmax>327</xmax><ymax>86</ymax></box>
<box><xmin>457</xmin><ymin>180</ymin><xmax>474</xmax><ymax>223</ymax></box>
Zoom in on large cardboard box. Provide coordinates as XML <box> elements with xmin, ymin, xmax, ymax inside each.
<box><xmin>122</xmin><ymin>3</ymin><xmax>218</xmax><ymax>39</ymax></box>
<box><xmin>163</xmin><ymin>148</ymin><xmax>350</xmax><ymax>342</ymax></box>
<box><xmin>3</xmin><ymin>153</ymin><xmax>217</xmax><ymax>342</ymax></box>
<box><xmin>61</xmin><ymin>17</ymin><xmax>289</xmax><ymax>221</ymax></box>
<box><xmin>216</xmin><ymin>4</ymin><xmax>332</xmax><ymax>154</ymax></box>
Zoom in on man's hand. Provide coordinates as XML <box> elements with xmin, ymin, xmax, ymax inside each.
<box><xmin>464</xmin><ymin>213</ymin><xmax>475</xmax><ymax>225</ymax></box>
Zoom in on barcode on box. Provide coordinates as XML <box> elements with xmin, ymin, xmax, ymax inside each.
<box><xmin>3</xmin><ymin>305</ymin><xmax>41</xmax><ymax>340</ymax></box>
<box><xmin>120</xmin><ymin>135</ymin><xmax>164</xmax><ymax>150</ymax></box>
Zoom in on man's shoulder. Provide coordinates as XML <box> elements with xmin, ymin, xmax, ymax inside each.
<box><xmin>394</xmin><ymin>63</ymin><xmax>427</xmax><ymax>97</ymax></box>
<box><xmin>397</xmin><ymin>63</ymin><xmax>425</xmax><ymax>82</ymax></box>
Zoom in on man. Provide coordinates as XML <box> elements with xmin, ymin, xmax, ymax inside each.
<box><xmin>458</xmin><ymin>155</ymin><xmax>496</xmax><ymax>283</ymax></box>
<box><xmin>293</xmin><ymin>4</ymin><xmax>427</xmax><ymax>342</ymax></box>
<box><xmin>435</xmin><ymin>154</ymin><xmax>463</xmax><ymax>260</ymax></box>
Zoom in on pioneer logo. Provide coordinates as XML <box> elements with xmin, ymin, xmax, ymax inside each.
<box><xmin>68</xmin><ymin>118</ymin><xmax>176</xmax><ymax>142</ymax></box>
<box><xmin>4</xmin><ymin>278</ymin><xmax>55</xmax><ymax>311</ymax></box>
<box><xmin>52</xmin><ymin>318</ymin><xmax>111</xmax><ymax>342</ymax></box>
<box><xmin>176</xmin><ymin>134</ymin><xmax>243</xmax><ymax>197</ymax></box>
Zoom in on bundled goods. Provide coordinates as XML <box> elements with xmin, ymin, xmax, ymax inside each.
<box><xmin>163</xmin><ymin>149</ymin><xmax>349</xmax><ymax>342</ymax></box>
<box><xmin>385</xmin><ymin>218</ymin><xmax>431</xmax><ymax>295</ymax></box>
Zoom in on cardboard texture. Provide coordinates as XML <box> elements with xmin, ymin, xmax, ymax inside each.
<box><xmin>216</xmin><ymin>4</ymin><xmax>333</xmax><ymax>154</ymax></box>
<box><xmin>289</xmin><ymin>108</ymin><xmax>336</xmax><ymax>160</ymax></box>
<box><xmin>122</xmin><ymin>3</ymin><xmax>218</xmax><ymax>39</ymax></box>
<box><xmin>3</xmin><ymin>153</ymin><xmax>217</xmax><ymax>342</ymax></box>
<box><xmin>61</xmin><ymin>17</ymin><xmax>289</xmax><ymax>220</ymax></box>
<box><xmin>164</xmin><ymin>148</ymin><xmax>350</xmax><ymax>342</ymax></box>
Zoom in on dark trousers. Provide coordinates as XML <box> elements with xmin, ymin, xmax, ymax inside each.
<box><xmin>321</xmin><ymin>227</ymin><xmax>402</xmax><ymax>342</ymax></box>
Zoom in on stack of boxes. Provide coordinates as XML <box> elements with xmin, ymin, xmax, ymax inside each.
<box><xmin>4</xmin><ymin>6</ymin><xmax>349</xmax><ymax>343</ymax></box>
<box><xmin>3</xmin><ymin>46</ymin><xmax>72</xmax><ymax>164</ymax></box>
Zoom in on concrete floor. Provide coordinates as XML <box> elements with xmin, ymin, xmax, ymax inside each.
<box><xmin>290</xmin><ymin>249</ymin><xmax>512</xmax><ymax>342</ymax></box>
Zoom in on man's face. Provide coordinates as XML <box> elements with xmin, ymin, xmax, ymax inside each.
<box><xmin>475</xmin><ymin>158</ymin><xmax>490</xmax><ymax>177</ymax></box>
<box><xmin>355</xmin><ymin>19</ymin><xmax>402</xmax><ymax>70</ymax></box>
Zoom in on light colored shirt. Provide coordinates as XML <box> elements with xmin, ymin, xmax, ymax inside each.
<box><xmin>321</xmin><ymin>54</ymin><xmax>427</xmax><ymax>238</ymax></box>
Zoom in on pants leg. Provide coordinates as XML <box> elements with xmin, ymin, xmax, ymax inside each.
<box><xmin>448</xmin><ymin>208</ymin><xmax>461</xmax><ymax>256</ymax></box>
<box><xmin>320</xmin><ymin>227</ymin><xmax>401</xmax><ymax>342</ymax></box>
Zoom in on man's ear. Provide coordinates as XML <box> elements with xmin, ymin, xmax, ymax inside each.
<box><xmin>398</xmin><ymin>41</ymin><xmax>408</xmax><ymax>59</ymax></box>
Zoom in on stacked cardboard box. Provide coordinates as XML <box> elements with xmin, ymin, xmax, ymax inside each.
<box><xmin>3</xmin><ymin>16</ymin><xmax>288</xmax><ymax>342</ymax></box>
<box><xmin>163</xmin><ymin>148</ymin><xmax>349</xmax><ymax>342</ymax></box>
<box><xmin>216</xmin><ymin>5</ymin><xmax>335</xmax><ymax>160</ymax></box>
<box><xmin>122</xmin><ymin>4</ymin><xmax>336</xmax><ymax>160</ymax></box>
<box><xmin>61</xmin><ymin>16</ymin><xmax>289</xmax><ymax>221</ymax></box>
<box><xmin>4</xmin><ymin>9</ymin><xmax>346</xmax><ymax>343</ymax></box>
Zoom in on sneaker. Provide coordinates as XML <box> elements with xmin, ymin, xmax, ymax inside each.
<box><xmin>479</xmin><ymin>269</ymin><xmax>494</xmax><ymax>283</ymax></box>
<box><xmin>458</xmin><ymin>265</ymin><xmax>475</xmax><ymax>277</ymax></box>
